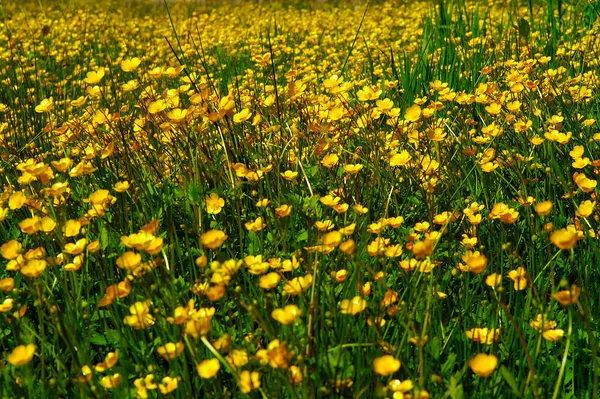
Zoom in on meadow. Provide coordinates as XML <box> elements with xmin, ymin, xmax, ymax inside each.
<box><xmin>0</xmin><ymin>0</ymin><xmax>599</xmax><ymax>397</ymax></box>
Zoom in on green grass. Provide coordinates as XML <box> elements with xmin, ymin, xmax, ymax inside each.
<box><xmin>0</xmin><ymin>0</ymin><xmax>599</xmax><ymax>398</ymax></box>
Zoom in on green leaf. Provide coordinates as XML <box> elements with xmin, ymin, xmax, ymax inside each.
<box><xmin>500</xmin><ymin>365</ymin><xmax>522</xmax><ymax>397</ymax></box>
<box><xmin>90</xmin><ymin>333</ymin><xmax>107</xmax><ymax>346</ymax></box>
<box><xmin>296</xmin><ymin>229</ymin><xmax>308</xmax><ymax>242</ymax></box>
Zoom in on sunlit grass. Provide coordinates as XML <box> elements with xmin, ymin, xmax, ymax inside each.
<box><xmin>0</xmin><ymin>0</ymin><xmax>599</xmax><ymax>397</ymax></box>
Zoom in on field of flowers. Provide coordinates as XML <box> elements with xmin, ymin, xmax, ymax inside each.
<box><xmin>0</xmin><ymin>0</ymin><xmax>599</xmax><ymax>397</ymax></box>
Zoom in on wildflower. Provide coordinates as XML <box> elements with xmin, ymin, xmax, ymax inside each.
<box><xmin>485</xmin><ymin>273</ymin><xmax>502</xmax><ymax>287</ymax></box>
<box><xmin>339</xmin><ymin>296</ymin><xmax>367</xmax><ymax>315</ymax></box>
<box><xmin>507</xmin><ymin>267</ymin><xmax>527</xmax><ymax>290</ymax></box>
<box><xmin>35</xmin><ymin>97</ymin><xmax>54</xmax><ymax>113</ymax></box>
<box><xmin>158</xmin><ymin>376</ymin><xmax>178</xmax><ymax>394</ymax></box>
<box><xmin>373</xmin><ymin>355</ymin><xmax>401</xmax><ymax>376</ymax></box>
<box><xmin>100</xmin><ymin>374</ymin><xmax>122</xmax><ymax>389</ymax></box>
<box><xmin>197</xmin><ymin>359</ymin><xmax>220</xmax><ymax>379</ymax></box>
<box><xmin>200</xmin><ymin>229</ymin><xmax>227</xmax><ymax>250</ymax></box>
<box><xmin>271</xmin><ymin>304</ymin><xmax>302</xmax><ymax>325</ymax></box>
<box><xmin>275</xmin><ymin>204</ymin><xmax>292</xmax><ymax>217</ymax></box>
<box><xmin>530</xmin><ymin>314</ymin><xmax>564</xmax><ymax>341</ymax></box>
<box><xmin>289</xmin><ymin>366</ymin><xmax>303</xmax><ymax>384</ymax></box>
<box><xmin>233</xmin><ymin>108</ymin><xmax>252</xmax><ymax>123</ymax></box>
<box><xmin>459</xmin><ymin>251</ymin><xmax>488</xmax><ymax>274</ymax></box>
<box><xmin>576</xmin><ymin>201</ymin><xmax>595</xmax><ymax>217</ymax></box>
<box><xmin>321</xmin><ymin>154</ymin><xmax>339</xmax><ymax>168</ymax></box>
<box><xmin>283</xmin><ymin>274</ymin><xmax>313</xmax><ymax>295</ymax></box>
<box><xmin>255</xmin><ymin>340</ymin><xmax>291</xmax><ymax>368</ymax></box>
<box><xmin>84</xmin><ymin>68</ymin><xmax>105</xmax><ymax>85</ymax></box>
<box><xmin>404</xmin><ymin>105</ymin><xmax>421</xmax><ymax>122</ymax></box>
<box><xmin>389</xmin><ymin>150</ymin><xmax>411</xmax><ymax>166</ymax></box>
<box><xmin>469</xmin><ymin>354</ymin><xmax>498</xmax><ymax>377</ymax></box>
<box><xmin>184</xmin><ymin>307</ymin><xmax>215</xmax><ymax>338</ymax></box>
<box><xmin>9</xmin><ymin>191</ymin><xmax>27</xmax><ymax>209</ymax></box>
<box><xmin>280</xmin><ymin>170</ymin><xmax>298</xmax><ymax>181</ymax></box>
<box><xmin>258</xmin><ymin>272</ymin><xmax>281</xmax><ymax>290</ymax></box>
<box><xmin>113</xmin><ymin>181</ymin><xmax>130</xmax><ymax>192</ymax></box>
<box><xmin>6</xmin><ymin>344</ymin><xmax>35</xmax><ymax>366</ymax></box>
<box><xmin>465</xmin><ymin>328</ymin><xmax>500</xmax><ymax>344</ymax></box>
<box><xmin>206</xmin><ymin>193</ymin><xmax>225</xmax><ymax>214</ymax></box>
<box><xmin>94</xmin><ymin>350</ymin><xmax>119</xmax><ymax>372</ymax></box>
<box><xmin>339</xmin><ymin>239</ymin><xmax>356</xmax><ymax>254</ymax></box>
<box><xmin>121</xmin><ymin>57</ymin><xmax>141</xmax><ymax>72</ymax></box>
<box><xmin>134</xmin><ymin>374</ymin><xmax>157</xmax><ymax>398</ymax></box>
<box><xmin>157</xmin><ymin>342</ymin><xmax>184</xmax><ymax>360</ymax></box>
<box><xmin>534</xmin><ymin>201</ymin><xmax>553</xmax><ymax>216</ymax></box>
<box><xmin>245</xmin><ymin>217</ymin><xmax>266</xmax><ymax>232</ymax></box>
<box><xmin>550</xmin><ymin>228</ymin><xmax>577</xmax><ymax>250</ymax></box>
<box><xmin>21</xmin><ymin>259</ymin><xmax>47</xmax><ymax>278</ymax></box>
<box><xmin>123</xmin><ymin>301</ymin><xmax>154</xmax><ymax>329</ymax></box>
<box><xmin>0</xmin><ymin>277</ymin><xmax>14</xmax><ymax>292</ymax></box>
<box><xmin>238</xmin><ymin>370</ymin><xmax>260</xmax><ymax>393</ymax></box>
<box><xmin>552</xmin><ymin>284</ymin><xmax>581</xmax><ymax>306</ymax></box>
<box><xmin>1</xmin><ymin>240</ymin><xmax>23</xmax><ymax>260</ymax></box>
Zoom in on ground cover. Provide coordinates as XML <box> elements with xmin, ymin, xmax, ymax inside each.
<box><xmin>0</xmin><ymin>0</ymin><xmax>599</xmax><ymax>397</ymax></box>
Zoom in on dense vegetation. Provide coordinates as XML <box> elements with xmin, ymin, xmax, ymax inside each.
<box><xmin>0</xmin><ymin>0</ymin><xmax>599</xmax><ymax>397</ymax></box>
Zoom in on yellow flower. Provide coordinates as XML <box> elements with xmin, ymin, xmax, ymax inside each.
<box><xmin>339</xmin><ymin>296</ymin><xmax>367</xmax><ymax>315</ymax></box>
<box><xmin>321</xmin><ymin>154</ymin><xmax>339</xmax><ymax>168</ymax></box>
<box><xmin>7</xmin><ymin>344</ymin><xmax>35</xmax><ymax>366</ymax></box>
<box><xmin>157</xmin><ymin>342</ymin><xmax>184</xmax><ymax>360</ymax></box>
<box><xmin>121</xmin><ymin>57</ymin><xmax>141</xmax><ymax>72</ymax></box>
<box><xmin>200</xmin><ymin>229</ymin><xmax>227</xmax><ymax>250</ymax></box>
<box><xmin>465</xmin><ymin>328</ymin><xmax>500</xmax><ymax>345</ymax></box>
<box><xmin>95</xmin><ymin>350</ymin><xmax>119</xmax><ymax>372</ymax></box>
<box><xmin>404</xmin><ymin>105</ymin><xmax>421</xmax><ymax>122</ymax></box>
<box><xmin>373</xmin><ymin>355</ymin><xmax>401</xmax><ymax>376</ymax></box>
<box><xmin>339</xmin><ymin>239</ymin><xmax>356</xmax><ymax>254</ymax></box>
<box><xmin>158</xmin><ymin>376</ymin><xmax>178</xmax><ymax>394</ymax></box>
<box><xmin>63</xmin><ymin>238</ymin><xmax>87</xmax><ymax>255</ymax></box>
<box><xmin>116</xmin><ymin>251</ymin><xmax>142</xmax><ymax>270</ymax></box>
<box><xmin>469</xmin><ymin>353</ymin><xmax>498</xmax><ymax>377</ymax></box>
<box><xmin>459</xmin><ymin>251</ymin><xmax>488</xmax><ymax>274</ymax></box>
<box><xmin>576</xmin><ymin>200</ymin><xmax>595</xmax><ymax>217</ymax></box>
<box><xmin>123</xmin><ymin>301</ymin><xmax>155</xmax><ymax>329</ymax></box>
<box><xmin>275</xmin><ymin>204</ymin><xmax>292</xmax><ymax>217</ymax></box>
<box><xmin>0</xmin><ymin>277</ymin><xmax>15</xmax><ymax>292</ymax></box>
<box><xmin>113</xmin><ymin>181</ymin><xmax>130</xmax><ymax>192</ymax></box>
<box><xmin>271</xmin><ymin>304</ymin><xmax>302</xmax><ymax>325</ymax></box>
<box><xmin>64</xmin><ymin>219</ymin><xmax>82</xmax><ymax>237</ymax></box>
<box><xmin>233</xmin><ymin>108</ymin><xmax>252</xmax><ymax>123</ymax></box>
<box><xmin>134</xmin><ymin>374</ymin><xmax>157</xmax><ymax>398</ymax></box>
<box><xmin>574</xmin><ymin>172</ymin><xmax>597</xmax><ymax>192</ymax></box>
<box><xmin>35</xmin><ymin>97</ymin><xmax>54</xmax><ymax>113</ymax></box>
<box><xmin>9</xmin><ymin>191</ymin><xmax>27</xmax><ymax>209</ymax></box>
<box><xmin>258</xmin><ymin>272</ymin><xmax>281</xmax><ymax>290</ymax></box>
<box><xmin>21</xmin><ymin>259</ymin><xmax>47</xmax><ymax>278</ymax></box>
<box><xmin>205</xmin><ymin>193</ymin><xmax>225</xmax><ymax>214</ymax></box>
<box><xmin>485</xmin><ymin>273</ymin><xmax>502</xmax><ymax>287</ymax></box>
<box><xmin>197</xmin><ymin>359</ymin><xmax>220</xmax><ymax>379</ymax></box>
<box><xmin>1</xmin><ymin>240</ymin><xmax>23</xmax><ymax>260</ymax></box>
<box><xmin>283</xmin><ymin>274</ymin><xmax>313</xmax><ymax>295</ymax></box>
<box><xmin>245</xmin><ymin>217</ymin><xmax>266</xmax><ymax>232</ymax></box>
<box><xmin>280</xmin><ymin>170</ymin><xmax>299</xmax><ymax>181</ymax></box>
<box><xmin>389</xmin><ymin>150</ymin><xmax>411</xmax><ymax>167</ymax></box>
<box><xmin>322</xmin><ymin>231</ymin><xmax>342</xmax><ymax>247</ymax></box>
<box><xmin>534</xmin><ymin>201</ymin><xmax>553</xmax><ymax>216</ymax></box>
<box><xmin>552</xmin><ymin>285</ymin><xmax>581</xmax><ymax>306</ymax></box>
<box><xmin>83</xmin><ymin>68</ymin><xmax>105</xmax><ymax>85</ymax></box>
<box><xmin>507</xmin><ymin>267</ymin><xmax>527</xmax><ymax>290</ymax></box>
<box><xmin>550</xmin><ymin>228</ymin><xmax>577</xmax><ymax>250</ymax></box>
<box><xmin>184</xmin><ymin>307</ymin><xmax>215</xmax><ymax>339</ymax></box>
<box><xmin>238</xmin><ymin>370</ymin><xmax>261</xmax><ymax>393</ymax></box>
<box><xmin>100</xmin><ymin>374</ymin><xmax>123</xmax><ymax>389</ymax></box>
